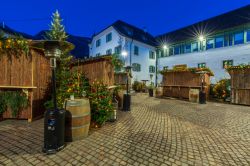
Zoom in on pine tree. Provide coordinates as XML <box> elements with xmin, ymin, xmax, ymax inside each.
<box><xmin>46</xmin><ymin>10</ymin><xmax>68</xmax><ymax>41</ymax></box>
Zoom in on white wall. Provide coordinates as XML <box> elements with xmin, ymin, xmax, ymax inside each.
<box><xmin>158</xmin><ymin>43</ymin><xmax>250</xmax><ymax>84</ymax></box>
<box><xmin>89</xmin><ymin>27</ymin><xmax>156</xmax><ymax>85</ymax></box>
<box><xmin>124</xmin><ymin>39</ymin><xmax>156</xmax><ymax>85</ymax></box>
<box><xmin>89</xmin><ymin>27</ymin><xmax>124</xmax><ymax>56</ymax></box>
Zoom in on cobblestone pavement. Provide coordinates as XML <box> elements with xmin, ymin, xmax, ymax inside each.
<box><xmin>0</xmin><ymin>93</ymin><xmax>250</xmax><ymax>166</ymax></box>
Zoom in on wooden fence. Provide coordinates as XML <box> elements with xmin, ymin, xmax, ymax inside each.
<box><xmin>162</xmin><ymin>71</ymin><xmax>210</xmax><ymax>99</ymax></box>
<box><xmin>71</xmin><ymin>56</ymin><xmax>114</xmax><ymax>86</ymax></box>
<box><xmin>0</xmin><ymin>48</ymin><xmax>51</xmax><ymax>121</ymax></box>
<box><xmin>229</xmin><ymin>68</ymin><xmax>250</xmax><ymax>106</ymax></box>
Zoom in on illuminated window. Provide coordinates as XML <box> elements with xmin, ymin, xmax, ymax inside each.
<box><xmin>223</xmin><ymin>60</ymin><xmax>233</xmax><ymax>69</ymax></box>
<box><xmin>215</xmin><ymin>36</ymin><xmax>224</xmax><ymax>48</ymax></box>
<box><xmin>247</xmin><ymin>30</ymin><xmax>250</xmax><ymax>42</ymax></box>
<box><xmin>191</xmin><ymin>42</ymin><xmax>198</xmax><ymax>52</ymax></box>
<box><xmin>234</xmin><ymin>32</ymin><xmax>244</xmax><ymax>45</ymax></box>
<box><xmin>184</xmin><ymin>44</ymin><xmax>191</xmax><ymax>53</ymax></box>
<box><xmin>206</xmin><ymin>39</ymin><xmax>214</xmax><ymax>49</ymax></box>
<box><xmin>174</xmin><ymin>45</ymin><xmax>180</xmax><ymax>55</ymax></box>
<box><xmin>198</xmin><ymin>63</ymin><xmax>206</xmax><ymax>68</ymax></box>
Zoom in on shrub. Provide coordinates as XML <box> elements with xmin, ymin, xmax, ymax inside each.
<box><xmin>212</xmin><ymin>79</ymin><xmax>231</xmax><ymax>100</ymax></box>
<box><xmin>89</xmin><ymin>81</ymin><xmax>113</xmax><ymax>127</ymax></box>
<box><xmin>0</xmin><ymin>91</ymin><xmax>28</xmax><ymax>117</ymax></box>
<box><xmin>132</xmin><ymin>81</ymin><xmax>146</xmax><ymax>92</ymax></box>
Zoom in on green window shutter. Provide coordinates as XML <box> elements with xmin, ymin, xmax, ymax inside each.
<box><xmin>106</xmin><ymin>33</ymin><xmax>112</xmax><ymax>43</ymax></box>
<box><xmin>134</xmin><ymin>46</ymin><xmax>139</xmax><ymax>55</ymax></box>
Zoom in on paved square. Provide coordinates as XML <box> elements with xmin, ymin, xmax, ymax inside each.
<box><xmin>0</xmin><ymin>94</ymin><xmax>249</xmax><ymax>165</ymax></box>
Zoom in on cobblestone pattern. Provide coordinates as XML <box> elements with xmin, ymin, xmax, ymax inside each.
<box><xmin>0</xmin><ymin>93</ymin><xmax>249</xmax><ymax>166</ymax></box>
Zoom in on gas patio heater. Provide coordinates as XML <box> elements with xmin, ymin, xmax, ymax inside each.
<box><xmin>123</xmin><ymin>66</ymin><xmax>132</xmax><ymax>111</ymax></box>
<box><xmin>32</xmin><ymin>40</ymin><xmax>74</xmax><ymax>154</ymax></box>
<box><xmin>196</xmin><ymin>71</ymin><xmax>208</xmax><ymax>104</ymax></box>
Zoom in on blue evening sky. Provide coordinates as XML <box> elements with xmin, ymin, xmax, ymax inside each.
<box><xmin>0</xmin><ymin>0</ymin><xmax>250</xmax><ymax>37</ymax></box>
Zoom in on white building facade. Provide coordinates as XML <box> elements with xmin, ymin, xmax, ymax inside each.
<box><xmin>89</xmin><ymin>20</ymin><xmax>157</xmax><ymax>85</ymax></box>
<box><xmin>156</xmin><ymin>5</ymin><xmax>250</xmax><ymax>84</ymax></box>
<box><xmin>89</xmin><ymin>5</ymin><xmax>250</xmax><ymax>86</ymax></box>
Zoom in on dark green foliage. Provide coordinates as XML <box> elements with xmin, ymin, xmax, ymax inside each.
<box><xmin>89</xmin><ymin>81</ymin><xmax>113</xmax><ymax>126</ymax></box>
<box><xmin>0</xmin><ymin>91</ymin><xmax>28</xmax><ymax>117</ymax></box>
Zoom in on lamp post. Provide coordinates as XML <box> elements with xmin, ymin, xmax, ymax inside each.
<box><xmin>197</xmin><ymin>71</ymin><xmax>208</xmax><ymax>104</ymax></box>
<box><xmin>32</xmin><ymin>40</ymin><xmax>74</xmax><ymax>154</ymax></box>
<box><xmin>123</xmin><ymin>66</ymin><xmax>132</xmax><ymax>111</ymax></box>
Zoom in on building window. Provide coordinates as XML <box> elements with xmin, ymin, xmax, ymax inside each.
<box><xmin>174</xmin><ymin>45</ymin><xmax>180</xmax><ymax>55</ymax></box>
<box><xmin>234</xmin><ymin>32</ymin><xmax>244</xmax><ymax>45</ymax></box>
<box><xmin>115</xmin><ymin>45</ymin><xmax>122</xmax><ymax>54</ymax></box>
<box><xmin>134</xmin><ymin>46</ymin><xmax>139</xmax><ymax>55</ymax></box>
<box><xmin>163</xmin><ymin>66</ymin><xmax>168</xmax><ymax>70</ymax></box>
<box><xmin>247</xmin><ymin>30</ymin><xmax>250</xmax><ymax>42</ymax></box>
<box><xmin>132</xmin><ymin>63</ymin><xmax>141</xmax><ymax>72</ymax></box>
<box><xmin>198</xmin><ymin>63</ymin><xmax>206</xmax><ymax>68</ymax></box>
<box><xmin>106</xmin><ymin>49</ymin><xmax>112</xmax><ymax>55</ymax></box>
<box><xmin>206</xmin><ymin>39</ymin><xmax>214</xmax><ymax>50</ymax></box>
<box><xmin>191</xmin><ymin>42</ymin><xmax>198</xmax><ymax>52</ymax></box>
<box><xmin>224</xmin><ymin>34</ymin><xmax>233</xmax><ymax>47</ymax></box>
<box><xmin>215</xmin><ymin>36</ymin><xmax>224</xmax><ymax>48</ymax></box>
<box><xmin>149</xmin><ymin>66</ymin><xmax>155</xmax><ymax>73</ymax></box>
<box><xmin>223</xmin><ymin>60</ymin><xmax>233</xmax><ymax>69</ymax></box>
<box><xmin>184</xmin><ymin>44</ymin><xmax>191</xmax><ymax>53</ymax></box>
<box><xmin>169</xmin><ymin>47</ymin><xmax>173</xmax><ymax>56</ymax></box>
<box><xmin>96</xmin><ymin>53</ymin><xmax>101</xmax><ymax>56</ymax></box>
<box><xmin>106</xmin><ymin>33</ymin><xmax>112</xmax><ymax>43</ymax></box>
<box><xmin>96</xmin><ymin>39</ymin><xmax>101</xmax><ymax>47</ymax></box>
<box><xmin>149</xmin><ymin>51</ymin><xmax>155</xmax><ymax>59</ymax></box>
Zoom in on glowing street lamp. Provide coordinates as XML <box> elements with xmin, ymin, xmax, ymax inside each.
<box><xmin>199</xmin><ymin>35</ymin><xmax>204</xmax><ymax>42</ymax></box>
<box><xmin>163</xmin><ymin>44</ymin><xmax>168</xmax><ymax>50</ymax></box>
<box><xmin>121</xmin><ymin>50</ymin><xmax>128</xmax><ymax>57</ymax></box>
<box><xmin>198</xmin><ymin>35</ymin><xmax>205</xmax><ymax>51</ymax></box>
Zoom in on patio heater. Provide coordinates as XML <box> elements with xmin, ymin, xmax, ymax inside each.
<box><xmin>36</xmin><ymin>40</ymin><xmax>74</xmax><ymax>154</ymax></box>
<box><xmin>123</xmin><ymin>66</ymin><xmax>132</xmax><ymax>111</ymax></box>
<box><xmin>197</xmin><ymin>71</ymin><xmax>208</xmax><ymax>104</ymax></box>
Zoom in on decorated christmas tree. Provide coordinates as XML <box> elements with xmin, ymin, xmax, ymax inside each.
<box><xmin>44</xmin><ymin>10</ymin><xmax>89</xmax><ymax>109</ymax></box>
<box><xmin>46</xmin><ymin>10</ymin><xmax>68</xmax><ymax>41</ymax></box>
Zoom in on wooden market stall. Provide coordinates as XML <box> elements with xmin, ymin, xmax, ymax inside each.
<box><xmin>229</xmin><ymin>67</ymin><xmax>250</xmax><ymax>106</ymax></box>
<box><xmin>162</xmin><ymin>67</ymin><xmax>211</xmax><ymax>100</ymax></box>
<box><xmin>71</xmin><ymin>56</ymin><xmax>114</xmax><ymax>86</ymax></box>
<box><xmin>0</xmin><ymin>48</ymin><xmax>51</xmax><ymax>122</ymax></box>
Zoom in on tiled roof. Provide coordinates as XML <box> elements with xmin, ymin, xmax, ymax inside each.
<box><xmin>93</xmin><ymin>20</ymin><xmax>157</xmax><ymax>46</ymax></box>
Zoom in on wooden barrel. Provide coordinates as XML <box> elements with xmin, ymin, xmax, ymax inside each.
<box><xmin>65</xmin><ymin>98</ymin><xmax>90</xmax><ymax>142</ymax></box>
<box><xmin>155</xmin><ymin>87</ymin><xmax>163</xmax><ymax>98</ymax></box>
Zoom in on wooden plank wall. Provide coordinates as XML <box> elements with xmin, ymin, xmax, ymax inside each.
<box><xmin>229</xmin><ymin>69</ymin><xmax>250</xmax><ymax>106</ymax></box>
<box><xmin>71</xmin><ymin>58</ymin><xmax>114</xmax><ymax>86</ymax></box>
<box><xmin>0</xmin><ymin>49</ymin><xmax>51</xmax><ymax>120</ymax></box>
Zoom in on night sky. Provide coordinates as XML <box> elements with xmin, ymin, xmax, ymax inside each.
<box><xmin>0</xmin><ymin>0</ymin><xmax>250</xmax><ymax>37</ymax></box>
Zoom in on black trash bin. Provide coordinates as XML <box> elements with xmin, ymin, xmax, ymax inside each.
<box><xmin>43</xmin><ymin>109</ymin><xmax>66</xmax><ymax>154</ymax></box>
<box><xmin>199</xmin><ymin>91</ymin><xmax>206</xmax><ymax>104</ymax></box>
<box><xmin>123</xmin><ymin>94</ymin><xmax>131</xmax><ymax>111</ymax></box>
